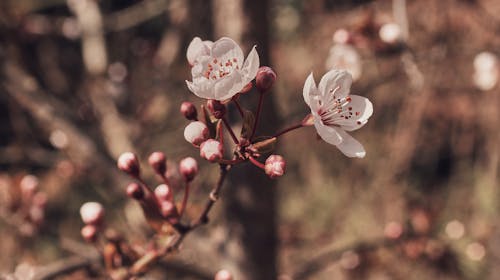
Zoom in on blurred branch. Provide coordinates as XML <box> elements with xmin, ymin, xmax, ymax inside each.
<box><xmin>105</xmin><ymin>0</ymin><xmax>169</xmax><ymax>32</ymax></box>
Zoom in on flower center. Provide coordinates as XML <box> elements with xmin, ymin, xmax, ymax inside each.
<box><xmin>203</xmin><ymin>57</ymin><xmax>240</xmax><ymax>80</ymax></box>
<box><xmin>317</xmin><ymin>87</ymin><xmax>361</xmax><ymax>126</ymax></box>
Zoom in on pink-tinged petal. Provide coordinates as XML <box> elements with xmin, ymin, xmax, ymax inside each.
<box><xmin>337</xmin><ymin>95</ymin><xmax>373</xmax><ymax>131</ymax></box>
<box><xmin>211</xmin><ymin>37</ymin><xmax>244</xmax><ymax>67</ymax></box>
<box><xmin>303</xmin><ymin>72</ymin><xmax>318</xmax><ymax>106</ymax></box>
<box><xmin>318</xmin><ymin>69</ymin><xmax>352</xmax><ymax>100</ymax></box>
<box><xmin>187</xmin><ymin>37</ymin><xmax>211</xmax><ymax>65</ymax></box>
<box><xmin>335</xmin><ymin>129</ymin><xmax>366</xmax><ymax>158</ymax></box>
<box><xmin>314</xmin><ymin>118</ymin><xmax>342</xmax><ymax>145</ymax></box>
<box><xmin>214</xmin><ymin>71</ymin><xmax>245</xmax><ymax>100</ymax></box>
<box><xmin>191</xmin><ymin>55</ymin><xmax>211</xmax><ymax>79</ymax></box>
<box><xmin>241</xmin><ymin>46</ymin><xmax>260</xmax><ymax>82</ymax></box>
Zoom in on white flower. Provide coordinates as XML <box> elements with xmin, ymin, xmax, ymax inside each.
<box><xmin>303</xmin><ymin>70</ymin><xmax>373</xmax><ymax>158</ymax></box>
<box><xmin>186</xmin><ymin>37</ymin><xmax>260</xmax><ymax>101</ymax></box>
<box><xmin>473</xmin><ymin>51</ymin><xmax>498</xmax><ymax>91</ymax></box>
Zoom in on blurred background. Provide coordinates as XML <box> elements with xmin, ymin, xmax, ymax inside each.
<box><xmin>1</xmin><ymin>0</ymin><xmax>499</xmax><ymax>279</ymax></box>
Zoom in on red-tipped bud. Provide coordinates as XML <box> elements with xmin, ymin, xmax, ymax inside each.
<box><xmin>333</xmin><ymin>28</ymin><xmax>351</xmax><ymax>44</ymax></box>
<box><xmin>184</xmin><ymin>121</ymin><xmax>209</xmax><ymax>146</ymax></box>
<box><xmin>81</xmin><ymin>224</ymin><xmax>98</xmax><ymax>243</ymax></box>
<box><xmin>117</xmin><ymin>152</ymin><xmax>140</xmax><ymax>177</ymax></box>
<box><xmin>154</xmin><ymin>184</ymin><xmax>173</xmax><ymax>202</ymax></box>
<box><xmin>148</xmin><ymin>151</ymin><xmax>167</xmax><ymax>176</ymax></box>
<box><xmin>32</xmin><ymin>192</ymin><xmax>48</xmax><ymax>208</ymax></box>
<box><xmin>215</xmin><ymin>269</ymin><xmax>233</xmax><ymax>280</ymax></box>
<box><xmin>126</xmin><ymin>182</ymin><xmax>144</xmax><ymax>200</ymax></box>
<box><xmin>180</xmin><ymin>101</ymin><xmax>198</xmax><ymax>121</ymax></box>
<box><xmin>200</xmin><ymin>139</ymin><xmax>223</xmax><ymax>162</ymax></box>
<box><xmin>207</xmin><ymin>100</ymin><xmax>226</xmax><ymax>119</ymax></box>
<box><xmin>179</xmin><ymin>157</ymin><xmax>198</xmax><ymax>182</ymax></box>
<box><xmin>29</xmin><ymin>206</ymin><xmax>45</xmax><ymax>225</ymax></box>
<box><xmin>264</xmin><ymin>155</ymin><xmax>286</xmax><ymax>179</ymax></box>
<box><xmin>80</xmin><ymin>202</ymin><xmax>105</xmax><ymax>225</ymax></box>
<box><xmin>255</xmin><ymin>66</ymin><xmax>276</xmax><ymax>92</ymax></box>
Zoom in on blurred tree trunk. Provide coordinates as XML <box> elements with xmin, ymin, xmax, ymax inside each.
<box><xmin>213</xmin><ymin>0</ymin><xmax>279</xmax><ymax>279</ymax></box>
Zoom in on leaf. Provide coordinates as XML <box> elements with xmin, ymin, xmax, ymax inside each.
<box><xmin>201</xmin><ymin>104</ymin><xmax>218</xmax><ymax>139</ymax></box>
<box><xmin>251</xmin><ymin>136</ymin><xmax>277</xmax><ymax>154</ymax></box>
<box><xmin>240</xmin><ymin>109</ymin><xmax>255</xmax><ymax>139</ymax></box>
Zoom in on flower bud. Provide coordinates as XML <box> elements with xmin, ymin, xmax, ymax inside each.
<box><xmin>184</xmin><ymin>121</ymin><xmax>209</xmax><ymax>146</ymax></box>
<box><xmin>255</xmin><ymin>66</ymin><xmax>276</xmax><ymax>92</ymax></box>
<box><xmin>126</xmin><ymin>182</ymin><xmax>144</xmax><ymax>200</ymax></box>
<box><xmin>117</xmin><ymin>152</ymin><xmax>140</xmax><ymax>177</ymax></box>
<box><xmin>148</xmin><ymin>151</ymin><xmax>167</xmax><ymax>176</ymax></box>
<box><xmin>20</xmin><ymin>174</ymin><xmax>39</xmax><ymax>198</ymax></box>
<box><xmin>179</xmin><ymin>157</ymin><xmax>198</xmax><ymax>182</ymax></box>
<box><xmin>200</xmin><ymin>139</ymin><xmax>223</xmax><ymax>162</ymax></box>
<box><xmin>206</xmin><ymin>100</ymin><xmax>226</xmax><ymax>119</ymax></box>
<box><xmin>379</xmin><ymin>23</ymin><xmax>402</xmax><ymax>45</ymax></box>
<box><xmin>80</xmin><ymin>202</ymin><xmax>105</xmax><ymax>225</ymax></box>
<box><xmin>32</xmin><ymin>192</ymin><xmax>48</xmax><ymax>208</ymax></box>
<box><xmin>180</xmin><ymin>101</ymin><xmax>198</xmax><ymax>121</ymax></box>
<box><xmin>81</xmin><ymin>224</ymin><xmax>98</xmax><ymax>243</ymax></box>
<box><xmin>214</xmin><ymin>269</ymin><xmax>233</xmax><ymax>280</ymax></box>
<box><xmin>264</xmin><ymin>155</ymin><xmax>286</xmax><ymax>179</ymax></box>
<box><xmin>333</xmin><ymin>28</ymin><xmax>351</xmax><ymax>44</ymax></box>
<box><xmin>154</xmin><ymin>184</ymin><xmax>173</xmax><ymax>202</ymax></box>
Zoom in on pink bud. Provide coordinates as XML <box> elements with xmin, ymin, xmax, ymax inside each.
<box><xmin>179</xmin><ymin>157</ymin><xmax>198</xmax><ymax>182</ymax></box>
<box><xmin>117</xmin><ymin>152</ymin><xmax>140</xmax><ymax>177</ymax></box>
<box><xmin>264</xmin><ymin>155</ymin><xmax>286</xmax><ymax>179</ymax></box>
<box><xmin>184</xmin><ymin>121</ymin><xmax>209</xmax><ymax>146</ymax></box>
<box><xmin>255</xmin><ymin>66</ymin><xmax>276</xmax><ymax>92</ymax></box>
<box><xmin>333</xmin><ymin>28</ymin><xmax>351</xmax><ymax>44</ymax></box>
<box><xmin>32</xmin><ymin>192</ymin><xmax>48</xmax><ymax>207</ymax></box>
<box><xmin>180</xmin><ymin>101</ymin><xmax>198</xmax><ymax>121</ymax></box>
<box><xmin>214</xmin><ymin>269</ymin><xmax>233</xmax><ymax>280</ymax></box>
<box><xmin>200</xmin><ymin>139</ymin><xmax>223</xmax><ymax>162</ymax></box>
<box><xmin>126</xmin><ymin>182</ymin><xmax>144</xmax><ymax>200</ymax></box>
<box><xmin>81</xmin><ymin>224</ymin><xmax>98</xmax><ymax>243</ymax></box>
<box><xmin>29</xmin><ymin>206</ymin><xmax>45</xmax><ymax>225</ymax></box>
<box><xmin>148</xmin><ymin>151</ymin><xmax>167</xmax><ymax>176</ymax></box>
<box><xmin>154</xmin><ymin>184</ymin><xmax>173</xmax><ymax>202</ymax></box>
<box><xmin>159</xmin><ymin>200</ymin><xmax>179</xmax><ymax>223</ymax></box>
<box><xmin>80</xmin><ymin>202</ymin><xmax>105</xmax><ymax>225</ymax></box>
<box><xmin>206</xmin><ymin>100</ymin><xmax>226</xmax><ymax>119</ymax></box>
<box><xmin>20</xmin><ymin>174</ymin><xmax>39</xmax><ymax>197</ymax></box>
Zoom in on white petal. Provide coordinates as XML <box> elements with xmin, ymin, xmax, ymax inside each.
<box><xmin>191</xmin><ymin>55</ymin><xmax>211</xmax><ymax>79</ymax></box>
<box><xmin>337</xmin><ymin>95</ymin><xmax>373</xmax><ymax>131</ymax></box>
<box><xmin>187</xmin><ymin>37</ymin><xmax>210</xmax><ymax>65</ymax></box>
<box><xmin>302</xmin><ymin>72</ymin><xmax>318</xmax><ymax>106</ymax></box>
<box><xmin>314</xmin><ymin>118</ymin><xmax>342</xmax><ymax>145</ymax></box>
<box><xmin>318</xmin><ymin>69</ymin><xmax>352</xmax><ymax>100</ymax></box>
<box><xmin>211</xmin><ymin>37</ymin><xmax>244</xmax><ymax>67</ymax></box>
<box><xmin>335</xmin><ymin>129</ymin><xmax>366</xmax><ymax>158</ymax></box>
<box><xmin>214</xmin><ymin>71</ymin><xmax>244</xmax><ymax>100</ymax></box>
<box><xmin>186</xmin><ymin>80</ymin><xmax>215</xmax><ymax>99</ymax></box>
<box><xmin>241</xmin><ymin>46</ymin><xmax>260</xmax><ymax>81</ymax></box>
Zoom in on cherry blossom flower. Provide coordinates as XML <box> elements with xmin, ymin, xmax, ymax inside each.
<box><xmin>325</xmin><ymin>44</ymin><xmax>362</xmax><ymax>81</ymax></box>
<box><xmin>303</xmin><ymin>70</ymin><xmax>373</xmax><ymax>158</ymax></box>
<box><xmin>186</xmin><ymin>37</ymin><xmax>260</xmax><ymax>101</ymax></box>
<box><xmin>186</xmin><ymin>37</ymin><xmax>213</xmax><ymax>66</ymax></box>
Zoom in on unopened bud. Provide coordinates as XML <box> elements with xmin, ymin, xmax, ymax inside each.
<box><xmin>333</xmin><ymin>28</ymin><xmax>351</xmax><ymax>44</ymax></box>
<box><xmin>255</xmin><ymin>66</ymin><xmax>276</xmax><ymax>92</ymax></box>
<box><xmin>159</xmin><ymin>200</ymin><xmax>178</xmax><ymax>221</ymax></box>
<box><xmin>81</xmin><ymin>224</ymin><xmax>98</xmax><ymax>243</ymax></box>
<box><xmin>148</xmin><ymin>152</ymin><xmax>167</xmax><ymax>176</ymax></box>
<box><xmin>126</xmin><ymin>182</ymin><xmax>144</xmax><ymax>200</ymax></box>
<box><xmin>80</xmin><ymin>202</ymin><xmax>105</xmax><ymax>225</ymax></box>
<box><xmin>180</xmin><ymin>101</ymin><xmax>198</xmax><ymax>121</ymax></box>
<box><xmin>32</xmin><ymin>192</ymin><xmax>48</xmax><ymax>207</ymax></box>
<box><xmin>179</xmin><ymin>157</ymin><xmax>198</xmax><ymax>182</ymax></box>
<box><xmin>117</xmin><ymin>152</ymin><xmax>140</xmax><ymax>177</ymax></box>
<box><xmin>200</xmin><ymin>139</ymin><xmax>223</xmax><ymax>162</ymax></box>
<box><xmin>379</xmin><ymin>23</ymin><xmax>402</xmax><ymax>45</ymax></box>
<box><xmin>154</xmin><ymin>184</ymin><xmax>173</xmax><ymax>202</ymax></box>
<box><xmin>214</xmin><ymin>269</ymin><xmax>233</xmax><ymax>280</ymax></box>
<box><xmin>264</xmin><ymin>155</ymin><xmax>286</xmax><ymax>179</ymax></box>
<box><xmin>29</xmin><ymin>206</ymin><xmax>45</xmax><ymax>225</ymax></box>
<box><xmin>207</xmin><ymin>100</ymin><xmax>226</xmax><ymax>119</ymax></box>
<box><xmin>184</xmin><ymin>121</ymin><xmax>209</xmax><ymax>146</ymax></box>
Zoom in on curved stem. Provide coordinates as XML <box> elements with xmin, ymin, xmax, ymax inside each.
<box><xmin>222</xmin><ymin>117</ymin><xmax>239</xmax><ymax>145</ymax></box>
<box><xmin>233</xmin><ymin>99</ymin><xmax>245</xmax><ymax>118</ymax></box>
<box><xmin>273</xmin><ymin>123</ymin><xmax>304</xmax><ymax>138</ymax></box>
<box><xmin>249</xmin><ymin>156</ymin><xmax>265</xmax><ymax>170</ymax></box>
<box><xmin>250</xmin><ymin>92</ymin><xmax>264</xmax><ymax>141</ymax></box>
<box><xmin>178</xmin><ymin>182</ymin><xmax>190</xmax><ymax>218</ymax></box>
